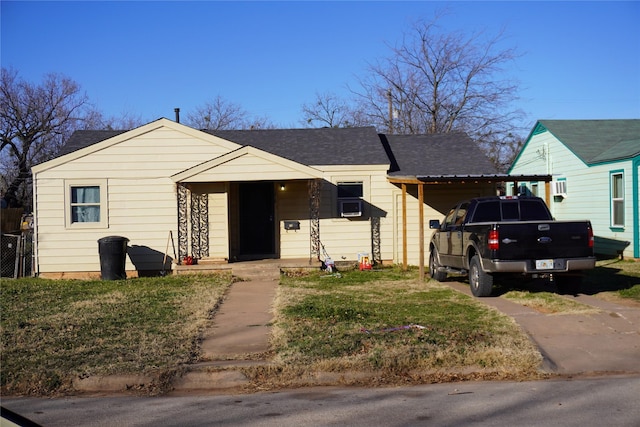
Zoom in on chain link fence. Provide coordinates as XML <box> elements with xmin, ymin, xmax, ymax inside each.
<box><xmin>1</xmin><ymin>232</ymin><xmax>33</xmax><ymax>278</ymax></box>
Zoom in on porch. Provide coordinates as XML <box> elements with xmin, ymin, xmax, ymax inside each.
<box><xmin>172</xmin><ymin>258</ymin><xmax>325</xmax><ymax>279</ymax></box>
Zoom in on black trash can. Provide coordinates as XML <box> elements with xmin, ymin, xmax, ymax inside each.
<box><xmin>97</xmin><ymin>236</ymin><xmax>129</xmax><ymax>280</ymax></box>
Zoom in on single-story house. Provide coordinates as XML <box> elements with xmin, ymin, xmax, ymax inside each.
<box><xmin>32</xmin><ymin>118</ymin><xmax>530</xmax><ymax>279</ymax></box>
<box><xmin>508</xmin><ymin>119</ymin><xmax>640</xmax><ymax>259</ymax></box>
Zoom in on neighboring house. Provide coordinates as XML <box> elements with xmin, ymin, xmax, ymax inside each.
<box><xmin>509</xmin><ymin>119</ymin><xmax>640</xmax><ymax>259</ymax></box>
<box><xmin>32</xmin><ymin>118</ymin><xmax>513</xmax><ymax>279</ymax></box>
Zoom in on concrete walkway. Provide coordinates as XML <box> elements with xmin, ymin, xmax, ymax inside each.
<box><xmin>448</xmin><ymin>282</ymin><xmax>640</xmax><ymax>375</ymax></box>
<box><xmin>199</xmin><ymin>279</ymin><xmax>278</xmax><ymax>360</ymax></box>
<box><xmin>171</xmin><ymin>261</ymin><xmax>283</xmax><ymax>393</ymax></box>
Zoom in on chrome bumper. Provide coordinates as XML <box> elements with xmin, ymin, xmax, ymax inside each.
<box><xmin>485</xmin><ymin>257</ymin><xmax>596</xmax><ymax>273</ymax></box>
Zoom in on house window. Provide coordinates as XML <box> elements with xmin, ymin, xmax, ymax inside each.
<box><xmin>611</xmin><ymin>172</ymin><xmax>624</xmax><ymax>227</ymax></box>
<box><xmin>337</xmin><ymin>181</ymin><xmax>363</xmax><ymax>217</ymax></box>
<box><xmin>65</xmin><ymin>180</ymin><xmax>108</xmax><ymax>228</ymax></box>
<box><xmin>337</xmin><ymin>182</ymin><xmax>363</xmax><ymax>199</ymax></box>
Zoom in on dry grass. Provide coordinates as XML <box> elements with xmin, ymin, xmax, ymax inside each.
<box><xmin>0</xmin><ymin>274</ymin><xmax>232</xmax><ymax>395</ymax></box>
<box><xmin>245</xmin><ymin>268</ymin><xmax>544</xmax><ymax>389</ymax></box>
<box><xmin>502</xmin><ymin>291</ymin><xmax>601</xmax><ymax>314</ymax></box>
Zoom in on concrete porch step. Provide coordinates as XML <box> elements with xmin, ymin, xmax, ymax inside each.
<box><xmin>173</xmin><ymin>258</ymin><xmax>323</xmax><ymax>278</ymax></box>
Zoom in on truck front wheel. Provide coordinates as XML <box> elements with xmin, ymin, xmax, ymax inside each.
<box><xmin>469</xmin><ymin>255</ymin><xmax>493</xmax><ymax>297</ymax></box>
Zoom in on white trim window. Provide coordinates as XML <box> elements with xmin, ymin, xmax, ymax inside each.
<box><xmin>65</xmin><ymin>180</ymin><xmax>108</xmax><ymax>228</ymax></box>
<box><xmin>337</xmin><ymin>181</ymin><xmax>364</xmax><ymax>217</ymax></box>
<box><xmin>610</xmin><ymin>172</ymin><xmax>624</xmax><ymax>228</ymax></box>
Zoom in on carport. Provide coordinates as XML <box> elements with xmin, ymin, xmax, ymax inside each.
<box><xmin>388</xmin><ymin>174</ymin><xmax>553</xmax><ymax>281</ymax></box>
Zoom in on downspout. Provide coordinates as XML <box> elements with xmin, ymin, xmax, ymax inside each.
<box><xmin>31</xmin><ymin>169</ymin><xmax>38</xmax><ymax>276</ymax></box>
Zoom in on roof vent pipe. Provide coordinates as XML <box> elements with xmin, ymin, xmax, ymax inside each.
<box><xmin>174</xmin><ymin>108</ymin><xmax>180</xmax><ymax>123</ymax></box>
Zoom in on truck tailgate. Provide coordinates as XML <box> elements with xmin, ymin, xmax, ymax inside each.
<box><xmin>494</xmin><ymin>221</ymin><xmax>593</xmax><ymax>260</ymax></box>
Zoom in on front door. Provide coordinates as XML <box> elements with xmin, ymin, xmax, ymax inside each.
<box><xmin>238</xmin><ymin>182</ymin><xmax>275</xmax><ymax>257</ymax></box>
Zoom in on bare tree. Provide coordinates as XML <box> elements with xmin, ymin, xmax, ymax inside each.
<box><xmin>351</xmin><ymin>16</ymin><xmax>525</xmax><ymax>169</ymax></box>
<box><xmin>1</xmin><ymin>68</ymin><xmax>90</xmax><ymax>209</ymax></box>
<box><xmin>185</xmin><ymin>95</ymin><xmax>274</xmax><ymax>130</ymax></box>
<box><xmin>301</xmin><ymin>91</ymin><xmax>369</xmax><ymax>128</ymax></box>
<box><xmin>81</xmin><ymin>108</ymin><xmax>145</xmax><ymax>131</ymax></box>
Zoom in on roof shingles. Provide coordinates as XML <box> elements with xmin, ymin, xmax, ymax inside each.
<box><xmin>539</xmin><ymin>119</ymin><xmax>640</xmax><ymax>164</ymax></box>
<box><xmin>52</xmin><ymin>124</ymin><xmax>497</xmax><ymax>177</ymax></box>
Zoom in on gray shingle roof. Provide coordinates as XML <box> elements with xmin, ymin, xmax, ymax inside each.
<box><xmin>57</xmin><ymin>130</ymin><xmax>127</xmax><ymax>157</ymax></box>
<box><xmin>538</xmin><ymin>119</ymin><xmax>640</xmax><ymax>164</ymax></box>
<box><xmin>207</xmin><ymin>127</ymin><xmax>389</xmax><ymax>166</ymax></box>
<box><xmin>384</xmin><ymin>132</ymin><xmax>498</xmax><ymax>177</ymax></box>
<box><xmin>52</xmin><ymin>125</ymin><xmax>497</xmax><ymax>177</ymax></box>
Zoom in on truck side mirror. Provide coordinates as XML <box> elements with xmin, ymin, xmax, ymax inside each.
<box><xmin>429</xmin><ymin>219</ymin><xmax>440</xmax><ymax>229</ymax></box>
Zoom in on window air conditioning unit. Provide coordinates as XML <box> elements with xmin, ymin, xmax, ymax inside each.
<box><xmin>339</xmin><ymin>199</ymin><xmax>363</xmax><ymax>217</ymax></box>
<box><xmin>551</xmin><ymin>180</ymin><xmax>567</xmax><ymax>197</ymax></box>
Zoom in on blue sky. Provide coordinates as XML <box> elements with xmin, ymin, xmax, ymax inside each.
<box><xmin>2</xmin><ymin>1</ymin><xmax>639</xmax><ymax>130</ymax></box>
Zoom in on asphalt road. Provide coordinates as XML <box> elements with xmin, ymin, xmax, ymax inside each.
<box><xmin>3</xmin><ymin>376</ymin><xmax>640</xmax><ymax>426</ymax></box>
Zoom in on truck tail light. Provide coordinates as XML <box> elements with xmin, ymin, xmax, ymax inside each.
<box><xmin>588</xmin><ymin>225</ymin><xmax>594</xmax><ymax>248</ymax></box>
<box><xmin>488</xmin><ymin>229</ymin><xmax>499</xmax><ymax>250</ymax></box>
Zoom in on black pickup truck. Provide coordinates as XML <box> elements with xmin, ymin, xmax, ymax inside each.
<box><xmin>428</xmin><ymin>196</ymin><xmax>595</xmax><ymax>297</ymax></box>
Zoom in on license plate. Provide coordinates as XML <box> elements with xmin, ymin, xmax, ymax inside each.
<box><xmin>536</xmin><ymin>259</ymin><xmax>554</xmax><ymax>270</ymax></box>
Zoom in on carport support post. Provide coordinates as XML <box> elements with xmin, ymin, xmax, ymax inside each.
<box><xmin>418</xmin><ymin>183</ymin><xmax>425</xmax><ymax>281</ymax></box>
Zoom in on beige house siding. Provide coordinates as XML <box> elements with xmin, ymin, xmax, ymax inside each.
<box><xmin>392</xmin><ymin>183</ymin><xmax>496</xmax><ymax>266</ymax></box>
<box><xmin>32</xmin><ymin>121</ymin><xmax>241</xmax><ymax>276</ymax></box>
<box><xmin>33</xmin><ymin>119</ymin><xmax>496</xmax><ymax>276</ymax></box>
<box><xmin>34</xmin><ymin>177</ymin><xmax>179</xmax><ymax>276</ymax></box>
<box><xmin>278</xmin><ymin>180</ymin><xmax>314</xmax><ymax>259</ymax></box>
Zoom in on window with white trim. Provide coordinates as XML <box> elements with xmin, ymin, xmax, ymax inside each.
<box><xmin>337</xmin><ymin>181</ymin><xmax>363</xmax><ymax>217</ymax></box>
<box><xmin>611</xmin><ymin>172</ymin><xmax>624</xmax><ymax>227</ymax></box>
<box><xmin>65</xmin><ymin>180</ymin><xmax>108</xmax><ymax>228</ymax></box>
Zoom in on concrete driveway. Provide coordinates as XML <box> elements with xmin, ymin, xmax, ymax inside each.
<box><xmin>447</xmin><ymin>281</ymin><xmax>640</xmax><ymax>375</ymax></box>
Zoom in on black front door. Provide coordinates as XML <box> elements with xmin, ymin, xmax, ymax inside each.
<box><xmin>239</xmin><ymin>182</ymin><xmax>275</xmax><ymax>257</ymax></box>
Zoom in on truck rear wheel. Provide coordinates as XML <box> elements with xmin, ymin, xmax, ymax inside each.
<box><xmin>429</xmin><ymin>250</ymin><xmax>447</xmax><ymax>282</ymax></box>
<box><xmin>469</xmin><ymin>255</ymin><xmax>493</xmax><ymax>297</ymax></box>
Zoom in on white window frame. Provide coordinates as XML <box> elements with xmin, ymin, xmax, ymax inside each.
<box><xmin>334</xmin><ymin>178</ymin><xmax>368</xmax><ymax>219</ymax></box>
<box><xmin>610</xmin><ymin>171</ymin><xmax>624</xmax><ymax>228</ymax></box>
<box><xmin>65</xmin><ymin>179</ymin><xmax>108</xmax><ymax>229</ymax></box>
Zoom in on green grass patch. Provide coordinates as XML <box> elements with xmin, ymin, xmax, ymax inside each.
<box><xmin>502</xmin><ymin>291</ymin><xmax>599</xmax><ymax>314</ymax></box>
<box><xmin>271</xmin><ymin>267</ymin><xmax>541</xmax><ymax>383</ymax></box>
<box><xmin>0</xmin><ymin>274</ymin><xmax>232</xmax><ymax>395</ymax></box>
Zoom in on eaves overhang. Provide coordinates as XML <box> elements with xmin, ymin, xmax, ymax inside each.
<box><xmin>171</xmin><ymin>145</ymin><xmax>324</xmax><ymax>183</ymax></box>
<box><xmin>387</xmin><ymin>174</ymin><xmax>553</xmax><ymax>184</ymax></box>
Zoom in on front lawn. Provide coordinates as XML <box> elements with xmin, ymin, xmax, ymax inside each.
<box><xmin>1</xmin><ymin>267</ymin><xmax>544</xmax><ymax>395</ymax></box>
<box><xmin>0</xmin><ymin>274</ymin><xmax>232</xmax><ymax>395</ymax></box>
<box><xmin>256</xmin><ymin>267</ymin><xmax>543</xmax><ymax>388</ymax></box>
